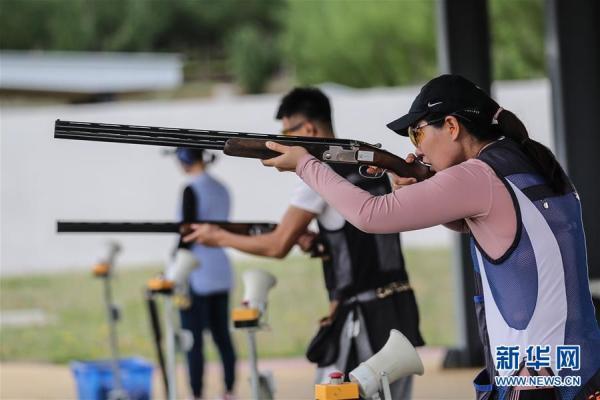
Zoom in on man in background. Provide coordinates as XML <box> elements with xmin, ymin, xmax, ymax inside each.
<box><xmin>183</xmin><ymin>88</ymin><xmax>423</xmax><ymax>398</ymax></box>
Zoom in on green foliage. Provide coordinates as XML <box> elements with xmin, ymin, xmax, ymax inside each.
<box><xmin>0</xmin><ymin>0</ymin><xmax>94</xmax><ymax>50</ymax></box>
<box><xmin>0</xmin><ymin>0</ymin><xmax>284</xmax><ymax>52</ymax></box>
<box><xmin>227</xmin><ymin>25</ymin><xmax>280</xmax><ymax>93</ymax></box>
<box><xmin>281</xmin><ymin>0</ymin><xmax>437</xmax><ymax>88</ymax></box>
<box><xmin>490</xmin><ymin>0</ymin><xmax>546</xmax><ymax>80</ymax></box>
<box><xmin>0</xmin><ymin>0</ymin><xmax>546</xmax><ymax>91</ymax></box>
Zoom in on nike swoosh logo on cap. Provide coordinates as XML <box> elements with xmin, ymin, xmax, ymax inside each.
<box><xmin>428</xmin><ymin>101</ymin><xmax>443</xmax><ymax>107</ymax></box>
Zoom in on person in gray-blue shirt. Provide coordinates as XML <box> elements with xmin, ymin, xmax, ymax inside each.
<box><xmin>175</xmin><ymin>147</ymin><xmax>235</xmax><ymax>400</ymax></box>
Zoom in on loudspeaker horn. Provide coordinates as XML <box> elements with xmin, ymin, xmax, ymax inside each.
<box><xmin>166</xmin><ymin>248</ymin><xmax>199</xmax><ymax>286</ymax></box>
<box><xmin>242</xmin><ymin>269</ymin><xmax>277</xmax><ymax>310</ymax></box>
<box><xmin>349</xmin><ymin>329</ymin><xmax>424</xmax><ymax>398</ymax></box>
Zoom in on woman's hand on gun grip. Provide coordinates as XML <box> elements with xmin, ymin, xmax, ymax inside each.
<box><xmin>367</xmin><ymin>154</ymin><xmax>419</xmax><ymax>190</ymax></box>
<box><xmin>262</xmin><ymin>141</ymin><xmax>308</xmax><ymax>171</ymax></box>
<box><xmin>392</xmin><ymin>153</ymin><xmax>418</xmax><ymax>189</ymax></box>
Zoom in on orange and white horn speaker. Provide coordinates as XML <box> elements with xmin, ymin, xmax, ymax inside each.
<box><xmin>349</xmin><ymin>329</ymin><xmax>424</xmax><ymax>398</ymax></box>
<box><xmin>242</xmin><ymin>269</ymin><xmax>277</xmax><ymax>309</ymax></box>
<box><xmin>166</xmin><ymin>248</ymin><xmax>199</xmax><ymax>286</ymax></box>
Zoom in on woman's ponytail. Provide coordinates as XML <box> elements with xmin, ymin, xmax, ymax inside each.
<box><xmin>497</xmin><ymin>110</ymin><xmax>570</xmax><ymax>194</ymax></box>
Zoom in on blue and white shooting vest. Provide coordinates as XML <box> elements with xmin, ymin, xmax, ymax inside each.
<box><xmin>471</xmin><ymin>138</ymin><xmax>600</xmax><ymax>400</ymax></box>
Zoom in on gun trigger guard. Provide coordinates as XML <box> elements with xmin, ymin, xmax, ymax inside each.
<box><xmin>359</xmin><ymin>165</ymin><xmax>385</xmax><ymax>179</ymax></box>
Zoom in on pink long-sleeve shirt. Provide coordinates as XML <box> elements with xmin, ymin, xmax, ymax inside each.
<box><xmin>296</xmin><ymin>154</ymin><xmax>517</xmax><ymax>260</ymax></box>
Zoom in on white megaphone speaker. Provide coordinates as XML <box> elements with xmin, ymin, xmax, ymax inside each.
<box><xmin>242</xmin><ymin>269</ymin><xmax>277</xmax><ymax>311</ymax></box>
<box><xmin>165</xmin><ymin>248</ymin><xmax>199</xmax><ymax>286</ymax></box>
<box><xmin>349</xmin><ymin>329</ymin><xmax>424</xmax><ymax>399</ymax></box>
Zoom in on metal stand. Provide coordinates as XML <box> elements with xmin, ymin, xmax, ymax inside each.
<box><xmin>99</xmin><ymin>273</ymin><xmax>128</xmax><ymax>400</ymax></box>
<box><xmin>379</xmin><ymin>372</ymin><xmax>392</xmax><ymax>400</ymax></box>
<box><xmin>145</xmin><ymin>290</ymin><xmax>169</xmax><ymax>398</ymax></box>
<box><xmin>235</xmin><ymin>326</ymin><xmax>274</xmax><ymax>400</ymax></box>
<box><xmin>144</xmin><ymin>249</ymin><xmax>197</xmax><ymax>400</ymax></box>
<box><xmin>367</xmin><ymin>372</ymin><xmax>392</xmax><ymax>400</ymax></box>
<box><xmin>233</xmin><ymin>270</ymin><xmax>277</xmax><ymax>399</ymax></box>
<box><xmin>145</xmin><ymin>278</ymin><xmax>194</xmax><ymax>400</ymax></box>
<box><xmin>247</xmin><ymin>330</ymin><xmax>260</xmax><ymax>400</ymax></box>
<box><xmin>163</xmin><ymin>296</ymin><xmax>178</xmax><ymax>400</ymax></box>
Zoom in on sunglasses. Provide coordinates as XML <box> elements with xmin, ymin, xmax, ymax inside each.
<box><xmin>280</xmin><ymin>120</ymin><xmax>307</xmax><ymax>135</ymax></box>
<box><xmin>408</xmin><ymin>113</ymin><xmax>472</xmax><ymax>147</ymax></box>
<box><xmin>408</xmin><ymin>118</ymin><xmax>444</xmax><ymax>147</ymax></box>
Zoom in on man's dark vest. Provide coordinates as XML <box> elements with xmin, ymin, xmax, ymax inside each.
<box><xmin>316</xmin><ymin>164</ymin><xmax>408</xmax><ymax>301</ymax></box>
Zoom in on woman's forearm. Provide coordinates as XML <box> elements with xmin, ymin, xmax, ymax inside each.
<box><xmin>296</xmin><ymin>155</ymin><xmax>492</xmax><ymax>233</ymax></box>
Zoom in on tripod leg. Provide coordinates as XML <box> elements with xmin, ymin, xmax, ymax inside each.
<box><xmin>145</xmin><ymin>291</ymin><xmax>169</xmax><ymax>398</ymax></box>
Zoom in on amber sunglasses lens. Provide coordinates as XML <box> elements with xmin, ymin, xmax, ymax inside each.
<box><xmin>408</xmin><ymin>126</ymin><xmax>418</xmax><ymax>146</ymax></box>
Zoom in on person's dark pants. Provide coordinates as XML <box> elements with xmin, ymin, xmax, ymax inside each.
<box><xmin>180</xmin><ymin>290</ymin><xmax>236</xmax><ymax>398</ymax></box>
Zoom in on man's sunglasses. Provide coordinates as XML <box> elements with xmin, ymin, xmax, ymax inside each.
<box><xmin>280</xmin><ymin>121</ymin><xmax>307</xmax><ymax>135</ymax></box>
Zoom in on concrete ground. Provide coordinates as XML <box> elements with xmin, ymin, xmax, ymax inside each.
<box><xmin>0</xmin><ymin>348</ymin><xmax>478</xmax><ymax>399</ymax></box>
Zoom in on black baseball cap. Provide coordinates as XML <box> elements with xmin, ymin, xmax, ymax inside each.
<box><xmin>387</xmin><ymin>74</ymin><xmax>500</xmax><ymax>136</ymax></box>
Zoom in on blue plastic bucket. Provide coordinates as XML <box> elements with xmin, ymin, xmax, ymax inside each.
<box><xmin>70</xmin><ymin>357</ymin><xmax>153</xmax><ymax>400</ymax></box>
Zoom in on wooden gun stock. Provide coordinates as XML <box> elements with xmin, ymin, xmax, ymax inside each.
<box><xmin>368</xmin><ymin>147</ymin><xmax>434</xmax><ymax>181</ymax></box>
<box><xmin>224</xmin><ymin>138</ymin><xmax>433</xmax><ymax>181</ymax></box>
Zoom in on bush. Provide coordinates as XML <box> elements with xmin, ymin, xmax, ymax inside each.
<box><xmin>280</xmin><ymin>0</ymin><xmax>546</xmax><ymax>87</ymax></box>
<box><xmin>280</xmin><ymin>0</ymin><xmax>437</xmax><ymax>88</ymax></box>
<box><xmin>490</xmin><ymin>0</ymin><xmax>545</xmax><ymax>80</ymax></box>
<box><xmin>227</xmin><ymin>25</ymin><xmax>280</xmax><ymax>93</ymax></box>
<box><xmin>0</xmin><ymin>0</ymin><xmax>546</xmax><ymax>90</ymax></box>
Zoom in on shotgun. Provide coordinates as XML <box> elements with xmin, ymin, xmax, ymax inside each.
<box><xmin>57</xmin><ymin>221</ymin><xmax>328</xmax><ymax>258</ymax></box>
<box><xmin>54</xmin><ymin>120</ymin><xmax>432</xmax><ymax>181</ymax></box>
<box><xmin>57</xmin><ymin>221</ymin><xmax>276</xmax><ymax>236</ymax></box>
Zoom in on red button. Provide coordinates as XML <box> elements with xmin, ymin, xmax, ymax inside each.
<box><xmin>329</xmin><ymin>371</ymin><xmax>343</xmax><ymax>379</ymax></box>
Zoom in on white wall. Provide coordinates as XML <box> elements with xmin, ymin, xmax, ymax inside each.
<box><xmin>0</xmin><ymin>80</ymin><xmax>553</xmax><ymax>275</ymax></box>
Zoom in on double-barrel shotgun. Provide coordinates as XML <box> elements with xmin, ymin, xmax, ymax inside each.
<box><xmin>54</xmin><ymin>120</ymin><xmax>433</xmax><ymax>181</ymax></box>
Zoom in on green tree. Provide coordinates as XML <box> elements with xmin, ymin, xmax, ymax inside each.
<box><xmin>0</xmin><ymin>0</ymin><xmax>284</xmax><ymax>53</ymax></box>
<box><xmin>490</xmin><ymin>0</ymin><xmax>545</xmax><ymax>80</ymax></box>
<box><xmin>227</xmin><ymin>25</ymin><xmax>280</xmax><ymax>93</ymax></box>
<box><xmin>0</xmin><ymin>0</ymin><xmax>546</xmax><ymax>91</ymax></box>
<box><xmin>0</xmin><ymin>0</ymin><xmax>95</xmax><ymax>50</ymax></box>
<box><xmin>280</xmin><ymin>0</ymin><xmax>437</xmax><ymax>88</ymax></box>
<box><xmin>280</xmin><ymin>0</ymin><xmax>546</xmax><ymax>87</ymax></box>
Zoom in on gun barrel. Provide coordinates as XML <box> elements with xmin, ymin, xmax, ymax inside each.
<box><xmin>54</xmin><ymin>120</ymin><xmax>361</xmax><ymax>149</ymax></box>
<box><xmin>55</xmin><ymin>121</ymin><xmax>228</xmax><ymax>150</ymax></box>
<box><xmin>56</xmin><ymin>221</ymin><xmax>278</xmax><ymax>236</ymax></box>
<box><xmin>57</xmin><ymin>222</ymin><xmax>180</xmax><ymax>233</ymax></box>
<box><xmin>54</xmin><ymin>120</ymin><xmax>432</xmax><ymax>181</ymax></box>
